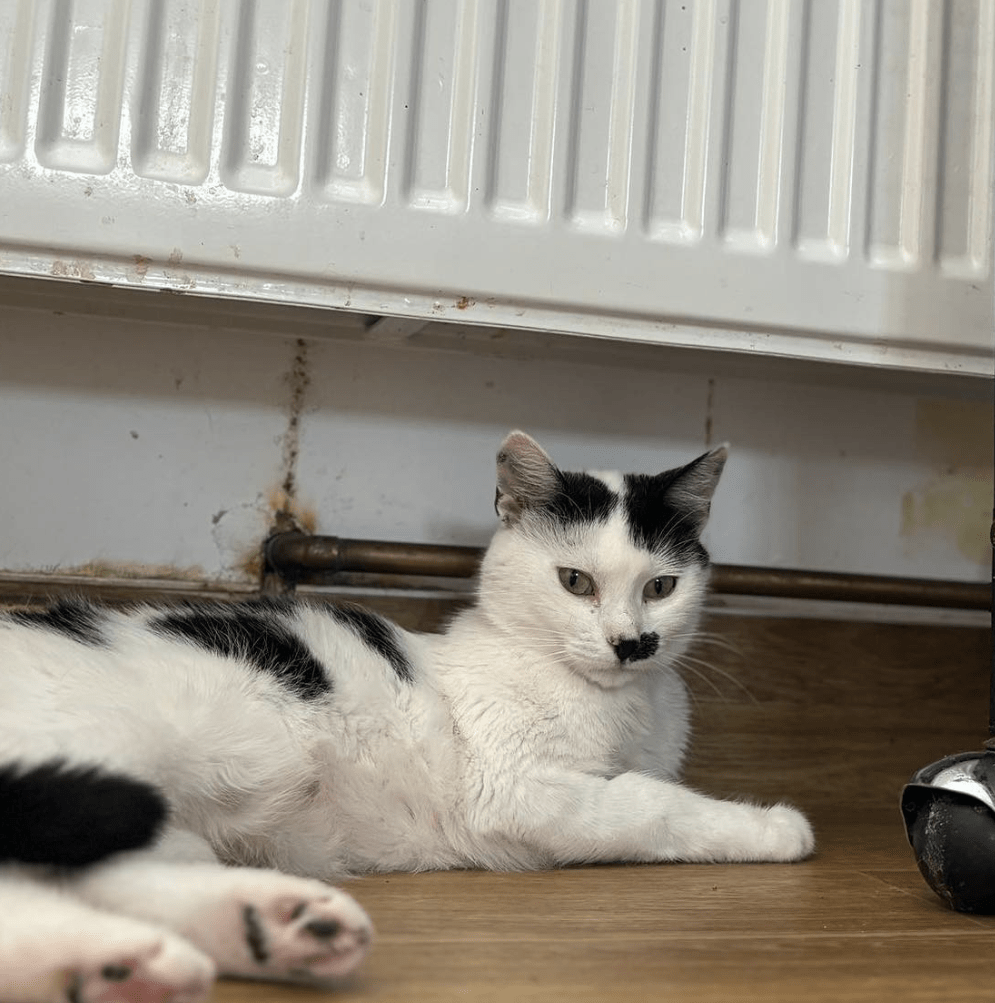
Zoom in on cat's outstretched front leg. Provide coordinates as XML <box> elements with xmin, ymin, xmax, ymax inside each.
<box><xmin>499</xmin><ymin>771</ymin><xmax>814</xmax><ymax>865</ymax></box>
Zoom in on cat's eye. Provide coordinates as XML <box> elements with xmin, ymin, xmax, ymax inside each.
<box><xmin>558</xmin><ymin>568</ymin><xmax>596</xmax><ymax>597</ymax></box>
<box><xmin>643</xmin><ymin>576</ymin><xmax>677</xmax><ymax>600</ymax></box>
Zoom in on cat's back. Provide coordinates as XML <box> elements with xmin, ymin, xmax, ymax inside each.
<box><xmin>0</xmin><ymin>596</ymin><xmax>436</xmax><ymax>781</ymax></box>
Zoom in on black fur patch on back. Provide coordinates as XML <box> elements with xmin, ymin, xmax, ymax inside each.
<box><xmin>539</xmin><ymin>470</ymin><xmax>617</xmax><ymax>528</ymax></box>
<box><xmin>8</xmin><ymin>599</ymin><xmax>106</xmax><ymax>646</ymax></box>
<box><xmin>623</xmin><ymin>473</ymin><xmax>710</xmax><ymax>564</ymax></box>
<box><xmin>330</xmin><ymin>603</ymin><xmax>414</xmax><ymax>683</ymax></box>
<box><xmin>151</xmin><ymin>604</ymin><xmax>332</xmax><ymax>700</ymax></box>
<box><xmin>0</xmin><ymin>760</ymin><xmax>167</xmax><ymax>867</ymax></box>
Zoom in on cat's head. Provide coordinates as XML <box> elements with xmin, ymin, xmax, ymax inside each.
<box><xmin>478</xmin><ymin>431</ymin><xmax>727</xmax><ymax>688</ymax></box>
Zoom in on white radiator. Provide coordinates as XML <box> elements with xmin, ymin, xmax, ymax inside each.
<box><xmin>0</xmin><ymin>0</ymin><xmax>992</xmax><ymax>375</ymax></box>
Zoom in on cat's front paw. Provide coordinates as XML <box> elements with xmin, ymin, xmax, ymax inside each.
<box><xmin>755</xmin><ymin>803</ymin><xmax>815</xmax><ymax>862</ymax></box>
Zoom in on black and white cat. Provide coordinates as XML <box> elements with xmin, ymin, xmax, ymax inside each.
<box><xmin>0</xmin><ymin>431</ymin><xmax>813</xmax><ymax>1002</ymax></box>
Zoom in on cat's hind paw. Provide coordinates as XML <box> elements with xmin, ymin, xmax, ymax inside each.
<box><xmin>7</xmin><ymin>928</ymin><xmax>215</xmax><ymax>1003</ymax></box>
<box><xmin>64</xmin><ymin>935</ymin><xmax>215</xmax><ymax>1003</ymax></box>
<box><xmin>241</xmin><ymin>886</ymin><xmax>372</xmax><ymax>982</ymax></box>
<box><xmin>189</xmin><ymin>871</ymin><xmax>373</xmax><ymax>984</ymax></box>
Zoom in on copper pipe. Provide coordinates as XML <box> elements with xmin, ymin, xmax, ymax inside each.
<box><xmin>265</xmin><ymin>532</ymin><xmax>990</xmax><ymax>611</ymax></box>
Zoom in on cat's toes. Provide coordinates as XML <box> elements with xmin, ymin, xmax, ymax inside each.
<box><xmin>62</xmin><ymin>934</ymin><xmax>215</xmax><ymax>1003</ymax></box>
<box><xmin>758</xmin><ymin>803</ymin><xmax>815</xmax><ymax>861</ymax></box>
<box><xmin>241</xmin><ymin>885</ymin><xmax>373</xmax><ymax>982</ymax></box>
<box><xmin>193</xmin><ymin>873</ymin><xmax>372</xmax><ymax>984</ymax></box>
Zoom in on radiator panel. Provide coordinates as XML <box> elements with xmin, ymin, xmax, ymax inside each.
<box><xmin>0</xmin><ymin>0</ymin><xmax>990</xmax><ymax>374</ymax></box>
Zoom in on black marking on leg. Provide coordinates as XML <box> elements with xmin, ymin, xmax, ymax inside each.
<box><xmin>304</xmin><ymin>918</ymin><xmax>341</xmax><ymax>940</ymax></box>
<box><xmin>100</xmin><ymin>965</ymin><xmax>132</xmax><ymax>982</ymax></box>
<box><xmin>0</xmin><ymin>760</ymin><xmax>167</xmax><ymax>867</ymax></box>
<box><xmin>329</xmin><ymin>604</ymin><xmax>413</xmax><ymax>683</ymax></box>
<box><xmin>152</xmin><ymin>604</ymin><xmax>332</xmax><ymax>700</ymax></box>
<box><xmin>7</xmin><ymin>598</ymin><xmax>107</xmax><ymax>646</ymax></box>
<box><xmin>243</xmin><ymin>905</ymin><xmax>269</xmax><ymax>964</ymax></box>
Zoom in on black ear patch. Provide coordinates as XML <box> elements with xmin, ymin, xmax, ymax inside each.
<box><xmin>329</xmin><ymin>603</ymin><xmax>414</xmax><ymax>683</ymax></box>
<box><xmin>623</xmin><ymin>447</ymin><xmax>727</xmax><ymax>559</ymax></box>
<box><xmin>8</xmin><ymin>599</ymin><xmax>107</xmax><ymax>647</ymax></box>
<box><xmin>545</xmin><ymin>470</ymin><xmax>617</xmax><ymax>527</ymax></box>
<box><xmin>152</xmin><ymin>604</ymin><xmax>332</xmax><ymax>701</ymax></box>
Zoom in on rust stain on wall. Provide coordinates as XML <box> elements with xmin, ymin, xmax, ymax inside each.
<box><xmin>268</xmin><ymin>339</ymin><xmax>317</xmax><ymax>539</ymax></box>
<box><xmin>280</xmin><ymin>338</ymin><xmax>310</xmax><ymax>500</ymax></box>
<box><xmin>265</xmin><ymin>486</ymin><xmax>317</xmax><ymax>536</ymax></box>
<box><xmin>900</xmin><ymin>399</ymin><xmax>993</xmax><ymax>568</ymax></box>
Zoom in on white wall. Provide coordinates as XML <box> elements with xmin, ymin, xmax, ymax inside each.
<box><xmin>0</xmin><ymin>300</ymin><xmax>990</xmax><ymax>584</ymax></box>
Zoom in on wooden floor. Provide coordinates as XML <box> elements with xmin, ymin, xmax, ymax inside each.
<box><xmin>205</xmin><ymin>611</ymin><xmax>994</xmax><ymax>1002</ymax></box>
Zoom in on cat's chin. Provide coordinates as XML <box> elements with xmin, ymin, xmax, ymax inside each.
<box><xmin>568</xmin><ymin>660</ymin><xmax>649</xmax><ymax>690</ymax></box>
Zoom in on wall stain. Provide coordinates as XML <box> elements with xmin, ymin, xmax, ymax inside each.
<box><xmin>55</xmin><ymin>560</ymin><xmax>208</xmax><ymax>582</ymax></box>
<box><xmin>704</xmin><ymin>378</ymin><xmax>715</xmax><ymax>447</ymax></box>
<box><xmin>270</xmin><ymin>339</ymin><xmax>316</xmax><ymax>536</ymax></box>
<box><xmin>132</xmin><ymin>254</ymin><xmax>152</xmax><ymax>280</ymax></box>
<box><xmin>900</xmin><ymin>399</ymin><xmax>993</xmax><ymax>568</ymax></box>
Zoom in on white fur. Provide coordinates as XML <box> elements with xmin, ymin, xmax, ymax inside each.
<box><xmin>0</xmin><ymin>433</ymin><xmax>813</xmax><ymax>1000</ymax></box>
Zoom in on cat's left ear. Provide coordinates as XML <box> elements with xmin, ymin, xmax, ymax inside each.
<box><xmin>663</xmin><ymin>444</ymin><xmax>729</xmax><ymax>534</ymax></box>
<box><xmin>494</xmin><ymin>430</ymin><xmax>560</xmax><ymax>526</ymax></box>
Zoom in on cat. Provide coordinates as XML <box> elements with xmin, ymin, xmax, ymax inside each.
<box><xmin>0</xmin><ymin>430</ymin><xmax>813</xmax><ymax>1002</ymax></box>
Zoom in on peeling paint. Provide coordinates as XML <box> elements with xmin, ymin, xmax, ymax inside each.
<box><xmin>209</xmin><ymin>497</ymin><xmax>273</xmax><ymax>582</ymax></box>
<box><xmin>50</xmin><ymin>259</ymin><xmax>96</xmax><ymax>281</ymax></box>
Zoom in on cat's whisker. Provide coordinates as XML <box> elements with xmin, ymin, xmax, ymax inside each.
<box><xmin>669</xmin><ymin>651</ymin><xmax>758</xmax><ymax>705</ymax></box>
<box><xmin>668</xmin><ymin>654</ymin><xmax>728</xmax><ymax>701</ymax></box>
<box><xmin>683</xmin><ymin>631</ymin><xmax>744</xmax><ymax>658</ymax></box>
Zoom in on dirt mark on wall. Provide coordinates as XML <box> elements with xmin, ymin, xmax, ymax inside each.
<box><xmin>704</xmin><ymin>378</ymin><xmax>715</xmax><ymax>447</ymax></box>
<box><xmin>269</xmin><ymin>338</ymin><xmax>317</xmax><ymax>537</ymax></box>
<box><xmin>900</xmin><ymin>399</ymin><xmax>993</xmax><ymax>569</ymax></box>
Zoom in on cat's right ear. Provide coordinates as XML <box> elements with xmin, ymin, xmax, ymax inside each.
<box><xmin>494</xmin><ymin>431</ymin><xmax>559</xmax><ymax>526</ymax></box>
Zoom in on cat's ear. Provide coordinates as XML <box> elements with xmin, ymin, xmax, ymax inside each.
<box><xmin>663</xmin><ymin>444</ymin><xmax>728</xmax><ymax>534</ymax></box>
<box><xmin>494</xmin><ymin>431</ymin><xmax>559</xmax><ymax>526</ymax></box>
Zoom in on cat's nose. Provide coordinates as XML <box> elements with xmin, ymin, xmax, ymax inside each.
<box><xmin>613</xmin><ymin>638</ymin><xmax>639</xmax><ymax>663</ymax></box>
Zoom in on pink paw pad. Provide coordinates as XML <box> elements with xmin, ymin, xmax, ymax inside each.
<box><xmin>240</xmin><ymin>888</ymin><xmax>373</xmax><ymax>982</ymax></box>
